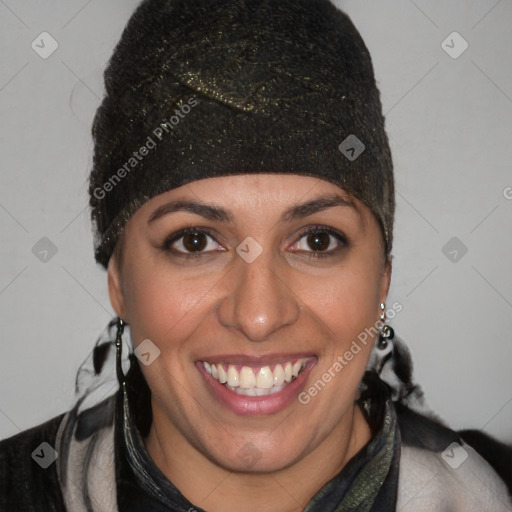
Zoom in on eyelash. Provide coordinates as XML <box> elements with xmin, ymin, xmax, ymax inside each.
<box><xmin>162</xmin><ymin>225</ymin><xmax>348</xmax><ymax>260</ymax></box>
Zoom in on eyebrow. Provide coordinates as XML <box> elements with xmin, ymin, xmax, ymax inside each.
<box><xmin>147</xmin><ymin>194</ymin><xmax>354</xmax><ymax>224</ymax></box>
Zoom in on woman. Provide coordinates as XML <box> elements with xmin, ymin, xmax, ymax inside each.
<box><xmin>1</xmin><ymin>0</ymin><xmax>510</xmax><ymax>510</ymax></box>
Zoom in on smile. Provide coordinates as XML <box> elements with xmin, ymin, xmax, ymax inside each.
<box><xmin>199</xmin><ymin>358</ymin><xmax>312</xmax><ymax>396</ymax></box>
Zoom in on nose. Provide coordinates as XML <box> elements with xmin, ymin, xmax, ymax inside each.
<box><xmin>216</xmin><ymin>248</ymin><xmax>302</xmax><ymax>342</ymax></box>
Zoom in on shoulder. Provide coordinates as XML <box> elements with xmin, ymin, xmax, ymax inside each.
<box><xmin>0</xmin><ymin>413</ymin><xmax>66</xmax><ymax>511</ymax></box>
<box><xmin>395</xmin><ymin>403</ymin><xmax>512</xmax><ymax>512</ymax></box>
<box><xmin>0</xmin><ymin>395</ymin><xmax>117</xmax><ymax>512</ymax></box>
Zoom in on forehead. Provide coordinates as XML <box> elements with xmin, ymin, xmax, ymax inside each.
<box><xmin>139</xmin><ymin>173</ymin><xmax>364</xmax><ymax>217</ymax></box>
<box><xmin>114</xmin><ymin>173</ymin><xmax>387</xmax><ymax>265</ymax></box>
<box><xmin>128</xmin><ymin>174</ymin><xmax>380</xmax><ymax>243</ymax></box>
<box><xmin>181</xmin><ymin>173</ymin><xmax>348</xmax><ymax>197</ymax></box>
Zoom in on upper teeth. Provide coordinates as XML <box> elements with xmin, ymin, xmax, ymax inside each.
<box><xmin>202</xmin><ymin>359</ymin><xmax>309</xmax><ymax>390</ymax></box>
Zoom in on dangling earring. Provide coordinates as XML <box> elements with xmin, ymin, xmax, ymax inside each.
<box><xmin>378</xmin><ymin>302</ymin><xmax>394</xmax><ymax>349</ymax></box>
<box><xmin>115</xmin><ymin>317</ymin><xmax>127</xmax><ymax>391</ymax></box>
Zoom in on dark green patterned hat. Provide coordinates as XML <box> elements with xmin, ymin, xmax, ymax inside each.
<box><xmin>89</xmin><ymin>0</ymin><xmax>394</xmax><ymax>268</ymax></box>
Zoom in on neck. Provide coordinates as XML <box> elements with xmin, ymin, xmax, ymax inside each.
<box><xmin>144</xmin><ymin>402</ymin><xmax>372</xmax><ymax>512</ymax></box>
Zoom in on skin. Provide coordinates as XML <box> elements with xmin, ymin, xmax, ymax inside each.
<box><xmin>108</xmin><ymin>173</ymin><xmax>391</xmax><ymax>512</ymax></box>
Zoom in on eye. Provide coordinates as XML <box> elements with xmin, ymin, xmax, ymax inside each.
<box><xmin>163</xmin><ymin>228</ymin><xmax>224</xmax><ymax>257</ymax></box>
<box><xmin>290</xmin><ymin>226</ymin><xmax>348</xmax><ymax>258</ymax></box>
<box><xmin>162</xmin><ymin>225</ymin><xmax>347</xmax><ymax>260</ymax></box>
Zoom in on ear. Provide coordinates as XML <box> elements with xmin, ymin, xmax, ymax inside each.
<box><xmin>107</xmin><ymin>254</ymin><xmax>126</xmax><ymax>320</ymax></box>
<box><xmin>379</xmin><ymin>258</ymin><xmax>392</xmax><ymax>306</ymax></box>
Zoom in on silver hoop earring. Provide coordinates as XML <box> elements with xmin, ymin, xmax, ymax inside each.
<box><xmin>378</xmin><ymin>302</ymin><xmax>394</xmax><ymax>349</ymax></box>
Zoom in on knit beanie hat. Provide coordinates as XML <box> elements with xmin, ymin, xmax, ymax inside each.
<box><xmin>88</xmin><ymin>0</ymin><xmax>394</xmax><ymax>268</ymax></box>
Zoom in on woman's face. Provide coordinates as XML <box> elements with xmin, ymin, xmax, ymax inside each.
<box><xmin>108</xmin><ymin>173</ymin><xmax>391</xmax><ymax>473</ymax></box>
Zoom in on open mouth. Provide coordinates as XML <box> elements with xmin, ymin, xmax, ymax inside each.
<box><xmin>198</xmin><ymin>358</ymin><xmax>312</xmax><ymax>397</ymax></box>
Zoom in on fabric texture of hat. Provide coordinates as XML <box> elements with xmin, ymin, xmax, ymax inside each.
<box><xmin>88</xmin><ymin>0</ymin><xmax>395</xmax><ymax>268</ymax></box>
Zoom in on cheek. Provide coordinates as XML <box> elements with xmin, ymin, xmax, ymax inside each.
<box><xmin>121</xmin><ymin>260</ymin><xmax>209</xmax><ymax>346</ymax></box>
<box><xmin>302</xmin><ymin>264</ymin><xmax>382</xmax><ymax>338</ymax></box>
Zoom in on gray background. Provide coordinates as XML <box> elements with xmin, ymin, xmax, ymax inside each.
<box><xmin>0</xmin><ymin>0</ymin><xmax>511</xmax><ymax>443</ymax></box>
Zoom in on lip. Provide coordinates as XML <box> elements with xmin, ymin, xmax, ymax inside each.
<box><xmin>196</xmin><ymin>356</ymin><xmax>317</xmax><ymax>416</ymax></box>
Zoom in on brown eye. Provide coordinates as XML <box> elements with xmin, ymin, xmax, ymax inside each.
<box><xmin>306</xmin><ymin>232</ymin><xmax>331</xmax><ymax>252</ymax></box>
<box><xmin>182</xmin><ymin>232</ymin><xmax>207</xmax><ymax>252</ymax></box>
<box><xmin>290</xmin><ymin>226</ymin><xmax>348</xmax><ymax>259</ymax></box>
<box><xmin>163</xmin><ymin>228</ymin><xmax>223</xmax><ymax>257</ymax></box>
